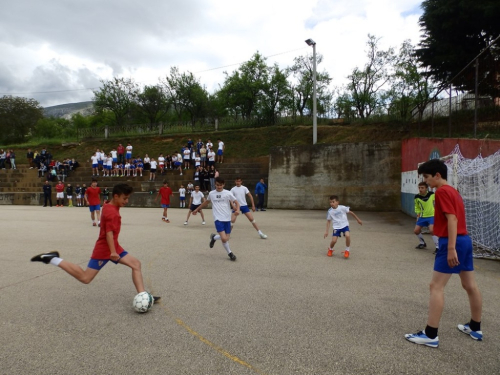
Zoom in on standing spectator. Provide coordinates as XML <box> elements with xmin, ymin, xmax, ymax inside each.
<box><xmin>27</xmin><ymin>149</ymin><xmax>34</xmax><ymax>169</ymax></box>
<box><xmin>158</xmin><ymin>153</ymin><xmax>165</xmax><ymax>174</ymax></box>
<box><xmin>66</xmin><ymin>183</ymin><xmax>74</xmax><ymax>207</ymax></box>
<box><xmin>193</xmin><ymin>166</ymin><xmax>201</xmax><ymax>187</ymax></box>
<box><xmin>207</xmin><ymin>147</ymin><xmax>216</xmax><ymax>168</ymax></box>
<box><xmin>55</xmin><ymin>180</ymin><xmax>65</xmax><ymax>207</ymax></box>
<box><xmin>172</xmin><ymin>152</ymin><xmax>183</xmax><ymax>176</ymax></box>
<box><xmin>183</xmin><ymin>146</ymin><xmax>191</xmax><ymax>169</ymax></box>
<box><xmin>200</xmin><ymin>144</ymin><xmax>207</xmax><ymax>168</ymax></box>
<box><xmin>111</xmin><ymin>148</ymin><xmax>118</xmax><ymax>165</ymax></box>
<box><xmin>126</xmin><ymin>143</ymin><xmax>133</xmax><ymax>162</ymax></box>
<box><xmin>75</xmin><ymin>184</ymin><xmax>82</xmax><ymax>207</ymax></box>
<box><xmin>42</xmin><ymin>181</ymin><xmax>53</xmax><ymax>207</ymax></box>
<box><xmin>209</xmin><ymin>166</ymin><xmax>216</xmax><ymax>191</ymax></box>
<box><xmin>149</xmin><ymin>158</ymin><xmax>157</xmax><ymax>181</ymax></box>
<box><xmin>196</xmin><ymin>138</ymin><xmax>204</xmax><ymax>155</ymax></box>
<box><xmin>81</xmin><ymin>184</ymin><xmax>88</xmax><ymax>207</ymax></box>
<box><xmin>203</xmin><ymin>168</ymin><xmax>210</xmax><ymax>193</ymax></box>
<box><xmin>91</xmin><ymin>152</ymin><xmax>99</xmax><ymax>177</ymax></box>
<box><xmin>255</xmin><ymin>178</ymin><xmax>268</xmax><ymax>211</ymax></box>
<box><xmin>117</xmin><ymin>144</ymin><xmax>125</xmax><ymax>165</ymax></box>
<box><xmin>9</xmin><ymin>150</ymin><xmax>16</xmax><ymax>169</ymax></box>
<box><xmin>143</xmin><ymin>154</ymin><xmax>151</xmax><ymax>171</ymax></box>
<box><xmin>217</xmin><ymin>138</ymin><xmax>225</xmax><ymax>164</ymax></box>
<box><xmin>187</xmin><ymin>138</ymin><xmax>194</xmax><ymax>150</ymax></box>
<box><xmin>179</xmin><ymin>184</ymin><xmax>186</xmax><ymax>208</ymax></box>
<box><xmin>155</xmin><ymin>180</ymin><xmax>173</xmax><ymax>222</ymax></box>
<box><xmin>0</xmin><ymin>149</ymin><xmax>5</xmax><ymax>169</ymax></box>
<box><xmin>206</xmin><ymin>139</ymin><xmax>213</xmax><ymax>151</ymax></box>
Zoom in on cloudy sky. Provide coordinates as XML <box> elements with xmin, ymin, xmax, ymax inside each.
<box><xmin>0</xmin><ymin>0</ymin><xmax>423</xmax><ymax>107</ymax></box>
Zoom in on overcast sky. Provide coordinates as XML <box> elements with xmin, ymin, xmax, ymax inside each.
<box><xmin>0</xmin><ymin>0</ymin><xmax>423</xmax><ymax>107</ymax></box>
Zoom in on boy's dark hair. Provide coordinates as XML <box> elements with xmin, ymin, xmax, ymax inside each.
<box><xmin>417</xmin><ymin>159</ymin><xmax>448</xmax><ymax>180</ymax></box>
<box><xmin>215</xmin><ymin>176</ymin><xmax>225</xmax><ymax>184</ymax></box>
<box><xmin>113</xmin><ymin>183</ymin><xmax>133</xmax><ymax>196</ymax></box>
<box><xmin>235</xmin><ymin>177</ymin><xmax>242</xmax><ymax>181</ymax></box>
<box><xmin>91</xmin><ymin>178</ymin><xmax>98</xmax><ymax>183</ymax></box>
<box><xmin>163</xmin><ymin>180</ymin><xmax>168</xmax><ymax>185</ymax></box>
<box><xmin>418</xmin><ymin>181</ymin><xmax>428</xmax><ymax>187</ymax></box>
<box><xmin>329</xmin><ymin>195</ymin><xmax>339</xmax><ymax>201</ymax></box>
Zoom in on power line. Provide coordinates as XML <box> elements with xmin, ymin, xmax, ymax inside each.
<box><xmin>0</xmin><ymin>46</ymin><xmax>309</xmax><ymax>96</ymax></box>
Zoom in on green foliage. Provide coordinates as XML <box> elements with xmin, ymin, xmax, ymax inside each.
<box><xmin>417</xmin><ymin>0</ymin><xmax>500</xmax><ymax>93</ymax></box>
<box><xmin>135</xmin><ymin>85</ymin><xmax>168</xmax><ymax>126</ymax></box>
<box><xmin>93</xmin><ymin>77</ymin><xmax>139</xmax><ymax>126</ymax></box>
<box><xmin>0</xmin><ymin>96</ymin><xmax>44</xmax><ymax>143</ymax></box>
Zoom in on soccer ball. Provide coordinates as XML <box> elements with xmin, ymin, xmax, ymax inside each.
<box><xmin>133</xmin><ymin>291</ymin><xmax>154</xmax><ymax>313</ymax></box>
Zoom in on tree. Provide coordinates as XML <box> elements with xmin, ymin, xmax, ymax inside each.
<box><xmin>93</xmin><ymin>78</ymin><xmax>139</xmax><ymax>126</ymax></box>
<box><xmin>417</xmin><ymin>0</ymin><xmax>500</xmax><ymax>94</ymax></box>
<box><xmin>260</xmin><ymin>64</ymin><xmax>293</xmax><ymax>123</ymax></box>
<box><xmin>346</xmin><ymin>35</ymin><xmax>396</xmax><ymax>119</ymax></box>
<box><xmin>289</xmin><ymin>54</ymin><xmax>332</xmax><ymax>119</ymax></box>
<box><xmin>136</xmin><ymin>85</ymin><xmax>168</xmax><ymax>126</ymax></box>
<box><xmin>0</xmin><ymin>96</ymin><xmax>44</xmax><ymax>143</ymax></box>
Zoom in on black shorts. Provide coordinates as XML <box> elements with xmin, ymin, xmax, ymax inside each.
<box><xmin>190</xmin><ymin>203</ymin><xmax>200</xmax><ymax>212</ymax></box>
<box><xmin>150</xmin><ymin>169</ymin><xmax>156</xmax><ymax>173</ymax></box>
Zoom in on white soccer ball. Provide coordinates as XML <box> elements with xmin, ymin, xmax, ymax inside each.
<box><xmin>133</xmin><ymin>291</ymin><xmax>154</xmax><ymax>313</ymax></box>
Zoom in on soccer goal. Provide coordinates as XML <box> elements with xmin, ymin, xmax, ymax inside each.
<box><xmin>442</xmin><ymin>145</ymin><xmax>500</xmax><ymax>259</ymax></box>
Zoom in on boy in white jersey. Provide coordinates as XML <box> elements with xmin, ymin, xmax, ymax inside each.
<box><xmin>192</xmin><ymin>177</ymin><xmax>240</xmax><ymax>261</ymax></box>
<box><xmin>324</xmin><ymin>195</ymin><xmax>362</xmax><ymax>258</ymax></box>
<box><xmin>91</xmin><ymin>152</ymin><xmax>99</xmax><ymax>177</ymax></box>
<box><xmin>184</xmin><ymin>185</ymin><xmax>206</xmax><ymax>225</ymax></box>
<box><xmin>179</xmin><ymin>184</ymin><xmax>186</xmax><ymax>208</ymax></box>
<box><xmin>230</xmin><ymin>177</ymin><xmax>267</xmax><ymax>239</ymax></box>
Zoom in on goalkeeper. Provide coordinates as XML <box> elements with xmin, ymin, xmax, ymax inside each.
<box><xmin>414</xmin><ymin>182</ymin><xmax>439</xmax><ymax>253</ymax></box>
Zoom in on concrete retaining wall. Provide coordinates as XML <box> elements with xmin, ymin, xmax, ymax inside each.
<box><xmin>268</xmin><ymin>142</ymin><xmax>401</xmax><ymax>211</ymax></box>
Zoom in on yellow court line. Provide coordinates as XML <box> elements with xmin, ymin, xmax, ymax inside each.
<box><xmin>145</xmin><ymin>259</ymin><xmax>267</xmax><ymax>375</ymax></box>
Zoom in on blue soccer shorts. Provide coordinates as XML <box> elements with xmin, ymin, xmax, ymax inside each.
<box><xmin>88</xmin><ymin>251</ymin><xmax>129</xmax><ymax>270</ymax></box>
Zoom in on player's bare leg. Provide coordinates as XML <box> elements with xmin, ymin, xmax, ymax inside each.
<box><xmin>119</xmin><ymin>254</ymin><xmax>145</xmax><ymax>293</ymax></box>
<box><xmin>328</xmin><ymin>236</ymin><xmax>338</xmax><ymax>257</ymax></box>
<box><xmin>245</xmin><ymin>212</ymin><xmax>267</xmax><ymax>239</ymax></box>
<box><xmin>342</xmin><ymin>232</ymin><xmax>351</xmax><ymax>258</ymax></box>
<box><xmin>58</xmin><ymin>261</ymin><xmax>100</xmax><ymax>284</ymax></box>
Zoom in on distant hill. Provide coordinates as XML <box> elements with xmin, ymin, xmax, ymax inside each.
<box><xmin>43</xmin><ymin>101</ymin><xmax>94</xmax><ymax>119</ymax></box>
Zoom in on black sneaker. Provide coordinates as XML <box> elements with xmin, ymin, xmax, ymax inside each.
<box><xmin>153</xmin><ymin>296</ymin><xmax>161</xmax><ymax>303</ymax></box>
<box><xmin>31</xmin><ymin>251</ymin><xmax>60</xmax><ymax>264</ymax></box>
<box><xmin>209</xmin><ymin>233</ymin><xmax>216</xmax><ymax>248</ymax></box>
<box><xmin>433</xmin><ymin>248</ymin><xmax>439</xmax><ymax>255</ymax></box>
<box><xmin>228</xmin><ymin>252</ymin><xmax>236</xmax><ymax>261</ymax></box>
<box><xmin>415</xmin><ymin>243</ymin><xmax>427</xmax><ymax>249</ymax></box>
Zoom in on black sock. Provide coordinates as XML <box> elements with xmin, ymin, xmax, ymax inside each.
<box><xmin>469</xmin><ymin>319</ymin><xmax>481</xmax><ymax>332</ymax></box>
<box><xmin>425</xmin><ymin>325</ymin><xmax>438</xmax><ymax>339</ymax></box>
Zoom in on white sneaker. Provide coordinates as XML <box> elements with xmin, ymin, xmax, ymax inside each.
<box><xmin>202</xmin><ymin>221</ymin><xmax>206</xmax><ymax>225</ymax></box>
<box><xmin>259</xmin><ymin>233</ymin><xmax>268</xmax><ymax>239</ymax></box>
<box><xmin>184</xmin><ymin>221</ymin><xmax>188</xmax><ymax>225</ymax></box>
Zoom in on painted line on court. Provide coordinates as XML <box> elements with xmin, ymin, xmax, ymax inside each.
<box><xmin>145</xmin><ymin>259</ymin><xmax>267</xmax><ymax>375</ymax></box>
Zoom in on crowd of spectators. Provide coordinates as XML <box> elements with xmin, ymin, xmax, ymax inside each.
<box><xmin>26</xmin><ymin>148</ymin><xmax>80</xmax><ymax>182</ymax></box>
<box><xmin>0</xmin><ymin>149</ymin><xmax>16</xmax><ymax>169</ymax></box>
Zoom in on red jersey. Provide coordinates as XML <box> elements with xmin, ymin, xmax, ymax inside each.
<box><xmin>117</xmin><ymin>145</ymin><xmax>124</xmax><ymax>155</ymax></box>
<box><xmin>86</xmin><ymin>186</ymin><xmax>101</xmax><ymax>205</ymax></box>
<box><xmin>91</xmin><ymin>203</ymin><xmax>124</xmax><ymax>259</ymax></box>
<box><xmin>434</xmin><ymin>184</ymin><xmax>468</xmax><ymax>238</ymax></box>
<box><xmin>55</xmin><ymin>183</ymin><xmax>65</xmax><ymax>193</ymax></box>
<box><xmin>159</xmin><ymin>186</ymin><xmax>173</xmax><ymax>204</ymax></box>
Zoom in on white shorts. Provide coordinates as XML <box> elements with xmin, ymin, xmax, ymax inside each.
<box><xmin>56</xmin><ymin>192</ymin><xmax>64</xmax><ymax>199</ymax></box>
<box><xmin>77</xmin><ymin>194</ymin><xmax>82</xmax><ymax>199</ymax></box>
<box><xmin>67</xmin><ymin>195</ymin><xmax>72</xmax><ymax>199</ymax></box>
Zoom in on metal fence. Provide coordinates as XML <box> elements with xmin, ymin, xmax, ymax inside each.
<box><xmin>416</xmin><ymin>36</ymin><xmax>500</xmax><ymax>137</ymax></box>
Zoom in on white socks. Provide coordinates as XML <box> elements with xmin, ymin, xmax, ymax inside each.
<box><xmin>214</xmin><ymin>234</ymin><xmax>221</xmax><ymax>241</ymax></box>
<box><xmin>50</xmin><ymin>257</ymin><xmax>63</xmax><ymax>266</ymax></box>
<box><xmin>416</xmin><ymin>233</ymin><xmax>425</xmax><ymax>243</ymax></box>
<box><xmin>222</xmin><ymin>241</ymin><xmax>231</xmax><ymax>254</ymax></box>
<box><xmin>432</xmin><ymin>236</ymin><xmax>439</xmax><ymax>248</ymax></box>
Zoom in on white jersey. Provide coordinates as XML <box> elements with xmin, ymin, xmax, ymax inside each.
<box><xmin>207</xmin><ymin>189</ymin><xmax>236</xmax><ymax>222</ymax></box>
<box><xmin>191</xmin><ymin>190</ymin><xmax>204</xmax><ymax>205</ymax></box>
<box><xmin>158</xmin><ymin>156</ymin><xmax>165</xmax><ymax>165</ymax></box>
<box><xmin>126</xmin><ymin>145</ymin><xmax>133</xmax><ymax>153</ymax></box>
<box><xmin>91</xmin><ymin>155</ymin><xmax>99</xmax><ymax>164</ymax></box>
<box><xmin>111</xmin><ymin>150</ymin><xmax>117</xmax><ymax>159</ymax></box>
<box><xmin>179</xmin><ymin>188</ymin><xmax>186</xmax><ymax>198</ymax></box>
<box><xmin>230</xmin><ymin>185</ymin><xmax>250</xmax><ymax>207</ymax></box>
<box><xmin>150</xmin><ymin>160</ymin><xmax>157</xmax><ymax>169</ymax></box>
<box><xmin>208</xmin><ymin>151</ymin><xmax>215</xmax><ymax>162</ymax></box>
<box><xmin>106</xmin><ymin>157</ymin><xmax>113</xmax><ymax>167</ymax></box>
<box><xmin>327</xmin><ymin>205</ymin><xmax>350</xmax><ymax>229</ymax></box>
<box><xmin>218</xmin><ymin>141</ymin><xmax>224</xmax><ymax>151</ymax></box>
<box><xmin>183</xmin><ymin>149</ymin><xmax>190</xmax><ymax>160</ymax></box>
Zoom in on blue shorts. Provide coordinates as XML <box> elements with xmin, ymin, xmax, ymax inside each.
<box><xmin>89</xmin><ymin>204</ymin><xmax>100</xmax><ymax>212</ymax></box>
<box><xmin>215</xmin><ymin>220</ymin><xmax>231</xmax><ymax>234</ymax></box>
<box><xmin>180</xmin><ymin>197</ymin><xmax>186</xmax><ymax>201</ymax></box>
<box><xmin>98</xmin><ymin>160</ymin><xmax>103</xmax><ymax>165</ymax></box>
<box><xmin>88</xmin><ymin>251</ymin><xmax>128</xmax><ymax>270</ymax></box>
<box><xmin>434</xmin><ymin>235</ymin><xmax>474</xmax><ymax>274</ymax></box>
<box><xmin>92</xmin><ymin>163</ymin><xmax>98</xmax><ymax>168</ymax></box>
<box><xmin>174</xmin><ymin>162</ymin><xmax>181</xmax><ymax>167</ymax></box>
<box><xmin>161</xmin><ymin>204</ymin><xmax>170</xmax><ymax>208</ymax></box>
<box><xmin>126</xmin><ymin>152</ymin><xmax>132</xmax><ymax>158</ymax></box>
<box><xmin>190</xmin><ymin>203</ymin><xmax>200</xmax><ymax>211</ymax></box>
<box><xmin>113</xmin><ymin>158</ymin><xmax>117</xmax><ymax>163</ymax></box>
<box><xmin>233</xmin><ymin>205</ymin><xmax>250</xmax><ymax>214</ymax></box>
<box><xmin>332</xmin><ymin>226</ymin><xmax>349</xmax><ymax>237</ymax></box>
<box><xmin>107</xmin><ymin>165</ymin><xmax>112</xmax><ymax>170</ymax></box>
<box><xmin>416</xmin><ymin>217</ymin><xmax>434</xmax><ymax>227</ymax></box>
<box><xmin>217</xmin><ymin>150</ymin><xmax>223</xmax><ymax>156</ymax></box>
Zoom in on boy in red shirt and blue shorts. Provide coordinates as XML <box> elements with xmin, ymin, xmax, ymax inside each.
<box><xmin>405</xmin><ymin>159</ymin><xmax>483</xmax><ymax>348</ymax></box>
<box><xmin>85</xmin><ymin>179</ymin><xmax>101</xmax><ymax>227</ymax></box>
<box><xmin>155</xmin><ymin>180</ymin><xmax>173</xmax><ymax>223</ymax></box>
<box><xmin>31</xmin><ymin>183</ymin><xmax>160</xmax><ymax>305</ymax></box>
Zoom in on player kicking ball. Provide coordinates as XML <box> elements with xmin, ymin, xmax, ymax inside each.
<box><xmin>31</xmin><ymin>183</ymin><xmax>160</xmax><ymax>306</ymax></box>
<box><xmin>192</xmin><ymin>177</ymin><xmax>240</xmax><ymax>261</ymax></box>
<box><xmin>324</xmin><ymin>195</ymin><xmax>362</xmax><ymax>258</ymax></box>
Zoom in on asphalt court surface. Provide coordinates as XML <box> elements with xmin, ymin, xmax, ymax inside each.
<box><xmin>1</xmin><ymin>205</ymin><xmax>499</xmax><ymax>374</ymax></box>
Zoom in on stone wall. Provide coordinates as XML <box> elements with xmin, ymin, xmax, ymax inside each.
<box><xmin>268</xmin><ymin>142</ymin><xmax>401</xmax><ymax>211</ymax></box>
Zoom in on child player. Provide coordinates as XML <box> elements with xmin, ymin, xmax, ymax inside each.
<box><xmin>30</xmin><ymin>183</ymin><xmax>160</xmax><ymax>305</ymax></box>
<box><xmin>405</xmin><ymin>159</ymin><xmax>482</xmax><ymax>348</ymax></box>
<box><xmin>85</xmin><ymin>179</ymin><xmax>101</xmax><ymax>227</ymax></box>
<box><xmin>179</xmin><ymin>184</ymin><xmax>186</xmax><ymax>208</ymax></box>
<box><xmin>184</xmin><ymin>185</ymin><xmax>206</xmax><ymax>225</ymax></box>
<box><xmin>230</xmin><ymin>177</ymin><xmax>267</xmax><ymax>239</ymax></box>
<box><xmin>192</xmin><ymin>177</ymin><xmax>240</xmax><ymax>261</ymax></box>
<box><xmin>155</xmin><ymin>180</ymin><xmax>173</xmax><ymax>222</ymax></box>
<box><xmin>414</xmin><ymin>181</ymin><xmax>439</xmax><ymax>253</ymax></box>
<box><xmin>324</xmin><ymin>195</ymin><xmax>362</xmax><ymax>258</ymax></box>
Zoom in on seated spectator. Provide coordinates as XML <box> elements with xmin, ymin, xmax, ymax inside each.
<box><xmin>38</xmin><ymin>162</ymin><xmax>47</xmax><ymax>177</ymax></box>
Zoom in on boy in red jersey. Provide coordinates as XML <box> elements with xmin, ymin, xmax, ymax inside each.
<box><xmin>55</xmin><ymin>180</ymin><xmax>65</xmax><ymax>207</ymax></box>
<box><xmin>405</xmin><ymin>159</ymin><xmax>483</xmax><ymax>348</ymax></box>
<box><xmin>155</xmin><ymin>180</ymin><xmax>173</xmax><ymax>222</ymax></box>
<box><xmin>30</xmin><ymin>183</ymin><xmax>160</xmax><ymax>304</ymax></box>
<box><xmin>85</xmin><ymin>179</ymin><xmax>101</xmax><ymax>227</ymax></box>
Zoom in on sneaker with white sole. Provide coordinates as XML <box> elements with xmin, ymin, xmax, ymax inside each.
<box><xmin>209</xmin><ymin>233</ymin><xmax>216</xmax><ymax>248</ymax></box>
<box><xmin>228</xmin><ymin>252</ymin><xmax>236</xmax><ymax>261</ymax></box>
<box><xmin>31</xmin><ymin>251</ymin><xmax>60</xmax><ymax>264</ymax></box>
<box><xmin>202</xmin><ymin>221</ymin><xmax>206</xmax><ymax>225</ymax></box>
<box><xmin>259</xmin><ymin>232</ymin><xmax>268</xmax><ymax>239</ymax></box>
<box><xmin>404</xmin><ymin>330</ymin><xmax>439</xmax><ymax>348</ymax></box>
<box><xmin>457</xmin><ymin>323</ymin><xmax>483</xmax><ymax>341</ymax></box>
<box><xmin>184</xmin><ymin>221</ymin><xmax>188</xmax><ymax>225</ymax></box>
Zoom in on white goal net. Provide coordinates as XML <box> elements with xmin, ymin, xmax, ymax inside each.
<box><xmin>444</xmin><ymin>145</ymin><xmax>500</xmax><ymax>259</ymax></box>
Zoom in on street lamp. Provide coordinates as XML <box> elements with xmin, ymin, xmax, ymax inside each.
<box><xmin>305</xmin><ymin>38</ymin><xmax>317</xmax><ymax>144</ymax></box>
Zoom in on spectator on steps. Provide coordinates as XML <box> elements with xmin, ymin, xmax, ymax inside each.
<box><xmin>9</xmin><ymin>150</ymin><xmax>16</xmax><ymax>169</ymax></box>
<box><xmin>42</xmin><ymin>181</ymin><xmax>52</xmax><ymax>207</ymax></box>
<box><xmin>255</xmin><ymin>178</ymin><xmax>268</xmax><ymax>211</ymax></box>
<box><xmin>27</xmin><ymin>149</ymin><xmax>34</xmax><ymax>169</ymax></box>
<box><xmin>0</xmin><ymin>149</ymin><xmax>6</xmax><ymax>169</ymax></box>
<box><xmin>117</xmin><ymin>143</ymin><xmax>125</xmax><ymax>164</ymax></box>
